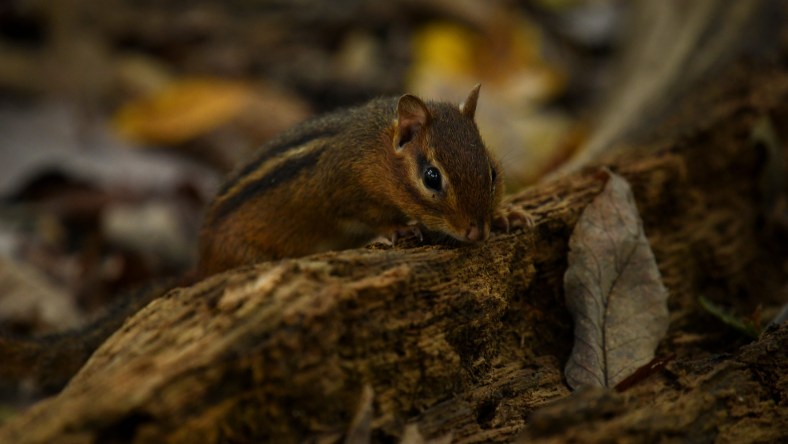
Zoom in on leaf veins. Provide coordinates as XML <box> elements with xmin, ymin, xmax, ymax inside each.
<box><xmin>563</xmin><ymin>170</ymin><xmax>670</xmax><ymax>389</ymax></box>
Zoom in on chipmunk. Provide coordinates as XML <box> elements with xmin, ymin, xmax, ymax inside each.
<box><xmin>199</xmin><ymin>84</ymin><xmax>519</xmax><ymax>276</ymax></box>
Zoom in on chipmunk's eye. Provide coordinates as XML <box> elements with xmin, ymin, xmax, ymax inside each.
<box><xmin>423</xmin><ymin>167</ymin><xmax>442</xmax><ymax>192</ymax></box>
<box><xmin>491</xmin><ymin>167</ymin><xmax>497</xmax><ymax>191</ymax></box>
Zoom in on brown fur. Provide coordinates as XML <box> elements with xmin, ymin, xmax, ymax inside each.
<box><xmin>198</xmin><ymin>86</ymin><xmax>503</xmax><ymax>276</ymax></box>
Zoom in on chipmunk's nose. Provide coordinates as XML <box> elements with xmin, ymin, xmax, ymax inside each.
<box><xmin>465</xmin><ymin>222</ymin><xmax>487</xmax><ymax>242</ymax></box>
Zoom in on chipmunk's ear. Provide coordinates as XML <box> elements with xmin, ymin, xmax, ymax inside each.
<box><xmin>459</xmin><ymin>84</ymin><xmax>481</xmax><ymax>119</ymax></box>
<box><xmin>395</xmin><ymin>94</ymin><xmax>430</xmax><ymax>151</ymax></box>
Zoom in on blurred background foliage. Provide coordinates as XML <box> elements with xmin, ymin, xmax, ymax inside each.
<box><xmin>0</xmin><ymin>0</ymin><xmax>781</xmax><ymax>336</ymax></box>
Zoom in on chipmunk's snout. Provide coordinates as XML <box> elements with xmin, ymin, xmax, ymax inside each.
<box><xmin>465</xmin><ymin>221</ymin><xmax>488</xmax><ymax>242</ymax></box>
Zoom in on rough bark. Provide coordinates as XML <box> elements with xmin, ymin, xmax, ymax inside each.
<box><xmin>1</xmin><ymin>62</ymin><xmax>787</xmax><ymax>443</ymax></box>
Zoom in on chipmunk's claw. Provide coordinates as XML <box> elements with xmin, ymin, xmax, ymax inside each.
<box><xmin>390</xmin><ymin>225</ymin><xmax>424</xmax><ymax>245</ymax></box>
<box><xmin>493</xmin><ymin>206</ymin><xmax>534</xmax><ymax>233</ymax></box>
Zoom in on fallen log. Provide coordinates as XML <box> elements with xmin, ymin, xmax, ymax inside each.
<box><xmin>1</xmin><ymin>60</ymin><xmax>786</xmax><ymax>443</ymax></box>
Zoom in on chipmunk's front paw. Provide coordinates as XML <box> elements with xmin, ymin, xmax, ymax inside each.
<box><xmin>493</xmin><ymin>206</ymin><xmax>534</xmax><ymax>233</ymax></box>
<box><xmin>390</xmin><ymin>224</ymin><xmax>424</xmax><ymax>245</ymax></box>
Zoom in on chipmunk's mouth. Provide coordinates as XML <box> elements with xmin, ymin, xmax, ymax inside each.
<box><xmin>415</xmin><ymin>215</ymin><xmax>490</xmax><ymax>244</ymax></box>
<box><xmin>441</xmin><ymin>220</ymin><xmax>489</xmax><ymax>243</ymax></box>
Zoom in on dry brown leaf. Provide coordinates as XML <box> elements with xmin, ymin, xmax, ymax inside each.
<box><xmin>0</xmin><ymin>102</ymin><xmax>220</xmax><ymax>200</ymax></box>
<box><xmin>563</xmin><ymin>169</ymin><xmax>669</xmax><ymax>389</ymax></box>
<box><xmin>344</xmin><ymin>384</ymin><xmax>374</xmax><ymax>444</ymax></box>
<box><xmin>400</xmin><ymin>425</ymin><xmax>426</xmax><ymax>444</ymax></box>
<box><xmin>0</xmin><ymin>257</ymin><xmax>84</xmax><ymax>333</ymax></box>
<box><xmin>399</xmin><ymin>424</ymin><xmax>453</xmax><ymax>444</ymax></box>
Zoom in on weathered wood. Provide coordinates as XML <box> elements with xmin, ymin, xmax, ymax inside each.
<box><xmin>521</xmin><ymin>323</ymin><xmax>788</xmax><ymax>443</ymax></box>
<box><xmin>1</xmin><ymin>62</ymin><xmax>787</xmax><ymax>443</ymax></box>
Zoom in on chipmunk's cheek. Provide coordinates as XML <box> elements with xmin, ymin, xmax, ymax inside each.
<box><xmin>415</xmin><ymin>215</ymin><xmax>458</xmax><ymax>241</ymax></box>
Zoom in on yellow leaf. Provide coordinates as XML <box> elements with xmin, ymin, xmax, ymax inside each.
<box><xmin>114</xmin><ymin>78</ymin><xmax>253</xmax><ymax>145</ymax></box>
<box><xmin>410</xmin><ymin>22</ymin><xmax>478</xmax><ymax>83</ymax></box>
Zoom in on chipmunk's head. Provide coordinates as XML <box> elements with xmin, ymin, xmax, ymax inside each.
<box><xmin>390</xmin><ymin>84</ymin><xmax>503</xmax><ymax>243</ymax></box>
